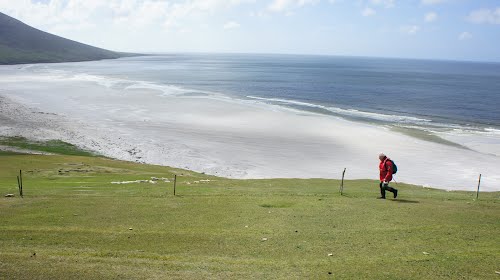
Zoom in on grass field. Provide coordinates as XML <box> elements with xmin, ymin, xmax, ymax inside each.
<box><xmin>0</xmin><ymin>136</ymin><xmax>96</xmax><ymax>157</ymax></box>
<box><xmin>0</xmin><ymin>140</ymin><xmax>499</xmax><ymax>279</ymax></box>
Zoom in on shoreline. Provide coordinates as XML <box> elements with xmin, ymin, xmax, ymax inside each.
<box><xmin>1</xmin><ymin>89</ymin><xmax>499</xmax><ymax>192</ymax></box>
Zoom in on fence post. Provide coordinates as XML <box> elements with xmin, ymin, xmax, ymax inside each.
<box><xmin>173</xmin><ymin>175</ymin><xmax>177</xmax><ymax>196</ymax></box>
<box><xmin>476</xmin><ymin>174</ymin><xmax>481</xmax><ymax>200</ymax></box>
<box><xmin>19</xmin><ymin>170</ymin><xmax>23</xmax><ymax>197</ymax></box>
<box><xmin>340</xmin><ymin>168</ymin><xmax>346</xmax><ymax>195</ymax></box>
<box><xmin>17</xmin><ymin>176</ymin><xmax>21</xmax><ymax>197</ymax></box>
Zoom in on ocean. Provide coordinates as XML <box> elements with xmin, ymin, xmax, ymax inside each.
<box><xmin>1</xmin><ymin>54</ymin><xmax>499</xmax><ymax>190</ymax></box>
<box><xmin>40</xmin><ymin>54</ymin><xmax>500</xmax><ymax>127</ymax></box>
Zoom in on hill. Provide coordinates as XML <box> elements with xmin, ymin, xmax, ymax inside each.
<box><xmin>0</xmin><ymin>12</ymin><xmax>138</xmax><ymax>64</ymax></box>
<box><xmin>0</xmin><ymin>137</ymin><xmax>499</xmax><ymax>279</ymax></box>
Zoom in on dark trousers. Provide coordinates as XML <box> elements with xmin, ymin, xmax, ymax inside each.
<box><xmin>379</xmin><ymin>182</ymin><xmax>396</xmax><ymax>198</ymax></box>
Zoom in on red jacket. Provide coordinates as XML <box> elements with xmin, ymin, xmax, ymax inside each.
<box><xmin>379</xmin><ymin>157</ymin><xmax>393</xmax><ymax>182</ymax></box>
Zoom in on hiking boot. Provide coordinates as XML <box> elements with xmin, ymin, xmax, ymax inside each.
<box><xmin>393</xmin><ymin>189</ymin><xmax>398</xmax><ymax>199</ymax></box>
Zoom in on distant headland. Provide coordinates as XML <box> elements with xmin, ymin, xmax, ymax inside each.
<box><xmin>0</xmin><ymin>12</ymin><xmax>141</xmax><ymax>65</ymax></box>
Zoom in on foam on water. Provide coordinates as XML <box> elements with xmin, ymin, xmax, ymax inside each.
<box><xmin>68</xmin><ymin>73</ymin><xmax>126</xmax><ymax>89</ymax></box>
<box><xmin>41</xmin><ymin>69</ymin><xmax>218</xmax><ymax>97</ymax></box>
<box><xmin>124</xmin><ymin>81</ymin><xmax>214</xmax><ymax>97</ymax></box>
<box><xmin>247</xmin><ymin>95</ymin><xmax>432</xmax><ymax>123</ymax></box>
<box><xmin>485</xmin><ymin>128</ymin><xmax>500</xmax><ymax>135</ymax></box>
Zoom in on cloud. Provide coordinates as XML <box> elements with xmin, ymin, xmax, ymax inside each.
<box><xmin>113</xmin><ymin>1</ymin><xmax>170</xmax><ymax>28</ymax></box>
<box><xmin>223</xmin><ymin>21</ymin><xmax>240</xmax><ymax>29</ymax></box>
<box><xmin>0</xmin><ymin>0</ymin><xmax>174</xmax><ymax>32</ymax></box>
<box><xmin>467</xmin><ymin>8</ymin><xmax>500</xmax><ymax>24</ymax></box>
<box><xmin>362</xmin><ymin>7</ymin><xmax>376</xmax><ymax>17</ymax></box>
<box><xmin>163</xmin><ymin>0</ymin><xmax>254</xmax><ymax>29</ymax></box>
<box><xmin>458</xmin><ymin>31</ymin><xmax>472</xmax><ymax>40</ymax></box>
<box><xmin>424</xmin><ymin>12</ymin><xmax>437</xmax><ymax>22</ymax></box>
<box><xmin>400</xmin><ymin>25</ymin><xmax>420</xmax><ymax>35</ymax></box>
<box><xmin>0</xmin><ymin>0</ymin><xmax>113</xmax><ymax>33</ymax></box>
<box><xmin>421</xmin><ymin>0</ymin><xmax>446</xmax><ymax>5</ymax></box>
<box><xmin>267</xmin><ymin>0</ymin><xmax>318</xmax><ymax>13</ymax></box>
<box><xmin>0</xmin><ymin>0</ymin><xmax>254</xmax><ymax>33</ymax></box>
<box><xmin>370</xmin><ymin>0</ymin><xmax>394</xmax><ymax>8</ymax></box>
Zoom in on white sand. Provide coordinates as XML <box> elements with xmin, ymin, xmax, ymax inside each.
<box><xmin>0</xmin><ymin>68</ymin><xmax>499</xmax><ymax>191</ymax></box>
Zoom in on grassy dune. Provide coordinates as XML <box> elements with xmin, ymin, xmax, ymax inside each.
<box><xmin>0</xmin><ymin>141</ymin><xmax>499</xmax><ymax>279</ymax></box>
<box><xmin>0</xmin><ymin>136</ymin><xmax>96</xmax><ymax>156</ymax></box>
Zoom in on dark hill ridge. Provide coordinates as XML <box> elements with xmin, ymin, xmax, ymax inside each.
<box><xmin>0</xmin><ymin>12</ymin><xmax>139</xmax><ymax>64</ymax></box>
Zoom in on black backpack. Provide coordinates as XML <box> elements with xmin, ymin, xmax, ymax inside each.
<box><xmin>386</xmin><ymin>159</ymin><xmax>398</xmax><ymax>174</ymax></box>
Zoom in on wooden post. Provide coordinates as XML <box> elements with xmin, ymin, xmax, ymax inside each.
<box><xmin>340</xmin><ymin>168</ymin><xmax>346</xmax><ymax>195</ymax></box>
<box><xmin>173</xmin><ymin>175</ymin><xmax>177</xmax><ymax>196</ymax></box>
<box><xmin>17</xmin><ymin>176</ymin><xmax>21</xmax><ymax>197</ymax></box>
<box><xmin>476</xmin><ymin>174</ymin><xmax>481</xmax><ymax>200</ymax></box>
<box><xmin>19</xmin><ymin>170</ymin><xmax>23</xmax><ymax>197</ymax></box>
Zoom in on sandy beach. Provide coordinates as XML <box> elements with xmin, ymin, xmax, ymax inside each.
<box><xmin>0</xmin><ymin>68</ymin><xmax>499</xmax><ymax>192</ymax></box>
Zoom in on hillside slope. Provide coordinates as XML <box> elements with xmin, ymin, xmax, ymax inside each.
<box><xmin>0</xmin><ymin>137</ymin><xmax>499</xmax><ymax>279</ymax></box>
<box><xmin>0</xmin><ymin>12</ymin><xmax>137</xmax><ymax>64</ymax></box>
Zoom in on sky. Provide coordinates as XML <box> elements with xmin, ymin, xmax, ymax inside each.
<box><xmin>1</xmin><ymin>0</ymin><xmax>500</xmax><ymax>61</ymax></box>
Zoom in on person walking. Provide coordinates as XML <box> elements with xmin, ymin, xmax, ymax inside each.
<box><xmin>378</xmin><ymin>153</ymin><xmax>398</xmax><ymax>199</ymax></box>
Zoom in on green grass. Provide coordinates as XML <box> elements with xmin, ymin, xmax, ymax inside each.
<box><xmin>0</xmin><ymin>150</ymin><xmax>22</xmax><ymax>156</ymax></box>
<box><xmin>0</xmin><ymin>136</ymin><xmax>96</xmax><ymax>157</ymax></box>
<box><xmin>0</xmin><ymin>152</ymin><xmax>499</xmax><ymax>279</ymax></box>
